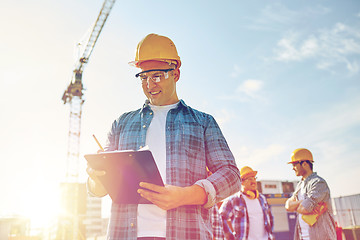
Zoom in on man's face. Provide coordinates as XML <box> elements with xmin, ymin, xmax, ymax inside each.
<box><xmin>242</xmin><ymin>176</ymin><xmax>257</xmax><ymax>192</ymax></box>
<box><xmin>292</xmin><ymin>162</ymin><xmax>306</xmax><ymax>177</ymax></box>
<box><xmin>138</xmin><ymin>61</ymin><xmax>179</xmax><ymax>106</ymax></box>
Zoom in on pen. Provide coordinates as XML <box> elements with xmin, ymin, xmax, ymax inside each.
<box><xmin>92</xmin><ymin>134</ymin><xmax>104</xmax><ymax>151</ymax></box>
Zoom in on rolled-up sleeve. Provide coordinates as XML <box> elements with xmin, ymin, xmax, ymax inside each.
<box><xmin>195</xmin><ymin>179</ymin><xmax>217</xmax><ymax>208</ymax></box>
<box><xmin>203</xmin><ymin>115</ymin><xmax>241</xmax><ymax>204</ymax></box>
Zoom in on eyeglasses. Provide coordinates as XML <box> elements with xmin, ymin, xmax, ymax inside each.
<box><xmin>292</xmin><ymin>161</ymin><xmax>304</xmax><ymax>167</ymax></box>
<box><xmin>135</xmin><ymin>69</ymin><xmax>174</xmax><ymax>84</ymax></box>
<box><xmin>244</xmin><ymin>177</ymin><xmax>257</xmax><ymax>181</ymax></box>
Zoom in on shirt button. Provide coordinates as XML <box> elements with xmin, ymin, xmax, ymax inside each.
<box><xmin>143</xmin><ymin>125</ymin><xmax>146</xmax><ymax>128</ymax></box>
<box><xmin>150</xmin><ymin>112</ymin><xmax>153</xmax><ymax>115</ymax></box>
<box><xmin>130</xmin><ymin>222</ymin><xmax>134</xmax><ymax>227</ymax></box>
<box><xmin>139</xmin><ymin>146</ymin><xmax>143</xmax><ymax>149</ymax></box>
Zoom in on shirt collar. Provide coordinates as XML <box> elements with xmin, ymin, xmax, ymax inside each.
<box><xmin>302</xmin><ymin>172</ymin><xmax>317</xmax><ymax>183</ymax></box>
<box><xmin>140</xmin><ymin>99</ymin><xmax>188</xmax><ymax>114</ymax></box>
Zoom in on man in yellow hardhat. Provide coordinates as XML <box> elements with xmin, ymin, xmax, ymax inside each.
<box><xmin>86</xmin><ymin>33</ymin><xmax>241</xmax><ymax>240</ymax></box>
<box><xmin>285</xmin><ymin>148</ymin><xmax>336</xmax><ymax>240</ymax></box>
<box><xmin>220</xmin><ymin>166</ymin><xmax>275</xmax><ymax>240</ymax></box>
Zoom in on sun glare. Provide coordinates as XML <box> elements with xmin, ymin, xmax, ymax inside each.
<box><xmin>21</xmin><ymin>182</ymin><xmax>61</xmax><ymax>228</ymax></box>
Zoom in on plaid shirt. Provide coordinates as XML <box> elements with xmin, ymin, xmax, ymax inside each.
<box><xmin>211</xmin><ymin>205</ymin><xmax>225</xmax><ymax>240</ymax></box>
<box><xmin>292</xmin><ymin>172</ymin><xmax>336</xmax><ymax>240</ymax></box>
<box><xmin>219</xmin><ymin>192</ymin><xmax>274</xmax><ymax>240</ymax></box>
<box><xmin>104</xmin><ymin>100</ymin><xmax>241</xmax><ymax>240</ymax></box>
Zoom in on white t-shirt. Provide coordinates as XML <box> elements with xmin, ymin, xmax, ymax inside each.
<box><xmin>298</xmin><ymin>181</ymin><xmax>310</xmax><ymax>240</ymax></box>
<box><xmin>243</xmin><ymin>195</ymin><xmax>268</xmax><ymax>240</ymax></box>
<box><xmin>137</xmin><ymin>102</ymin><xmax>178</xmax><ymax>238</ymax></box>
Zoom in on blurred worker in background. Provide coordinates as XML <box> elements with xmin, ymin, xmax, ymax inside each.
<box><xmin>285</xmin><ymin>148</ymin><xmax>336</xmax><ymax>240</ymax></box>
<box><xmin>220</xmin><ymin>166</ymin><xmax>274</xmax><ymax>240</ymax></box>
<box><xmin>86</xmin><ymin>33</ymin><xmax>241</xmax><ymax>240</ymax></box>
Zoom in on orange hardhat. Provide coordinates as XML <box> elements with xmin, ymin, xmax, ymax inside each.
<box><xmin>288</xmin><ymin>148</ymin><xmax>314</xmax><ymax>164</ymax></box>
<box><xmin>129</xmin><ymin>33</ymin><xmax>181</xmax><ymax>68</ymax></box>
<box><xmin>240</xmin><ymin>166</ymin><xmax>257</xmax><ymax>180</ymax></box>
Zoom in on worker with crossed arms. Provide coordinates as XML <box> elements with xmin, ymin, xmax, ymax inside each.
<box><xmin>285</xmin><ymin>148</ymin><xmax>336</xmax><ymax>240</ymax></box>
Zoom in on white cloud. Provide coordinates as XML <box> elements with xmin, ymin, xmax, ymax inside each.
<box><xmin>245</xmin><ymin>4</ymin><xmax>331</xmax><ymax>32</ymax></box>
<box><xmin>300</xmin><ymin>36</ymin><xmax>318</xmax><ymax>58</ymax></box>
<box><xmin>316</xmin><ymin>60</ymin><xmax>334</xmax><ymax>71</ymax></box>
<box><xmin>345</xmin><ymin>59</ymin><xmax>360</xmax><ymax>74</ymax></box>
<box><xmin>275</xmin><ymin>33</ymin><xmax>319</xmax><ymax>61</ymax></box>
<box><xmin>219</xmin><ymin>79</ymin><xmax>266</xmax><ymax>103</ymax></box>
<box><xmin>274</xmin><ymin>23</ymin><xmax>360</xmax><ymax>74</ymax></box>
<box><xmin>236</xmin><ymin>79</ymin><xmax>264</xmax><ymax>98</ymax></box>
<box><xmin>259</xmin><ymin>4</ymin><xmax>298</xmax><ymax>26</ymax></box>
<box><xmin>275</xmin><ymin>34</ymin><xmax>300</xmax><ymax>61</ymax></box>
<box><xmin>214</xmin><ymin>108</ymin><xmax>235</xmax><ymax>127</ymax></box>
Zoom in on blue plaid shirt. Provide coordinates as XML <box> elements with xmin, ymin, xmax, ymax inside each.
<box><xmin>219</xmin><ymin>192</ymin><xmax>274</xmax><ymax>240</ymax></box>
<box><xmin>292</xmin><ymin>172</ymin><xmax>336</xmax><ymax>240</ymax></box>
<box><xmin>104</xmin><ymin>100</ymin><xmax>241</xmax><ymax>240</ymax></box>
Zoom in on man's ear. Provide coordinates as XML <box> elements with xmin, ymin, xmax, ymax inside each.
<box><xmin>173</xmin><ymin>69</ymin><xmax>180</xmax><ymax>82</ymax></box>
<box><xmin>301</xmin><ymin>161</ymin><xmax>309</xmax><ymax>168</ymax></box>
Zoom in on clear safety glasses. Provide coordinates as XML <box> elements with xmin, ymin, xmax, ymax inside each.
<box><xmin>135</xmin><ymin>69</ymin><xmax>174</xmax><ymax>84</ymax></box>
<box><xmin>244</xmin><ymin>177</ymin><xmax>257</xmax><ymax>182</ymax></box>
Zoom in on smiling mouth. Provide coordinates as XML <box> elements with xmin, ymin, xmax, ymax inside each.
<box><xmin>150</xmin><ymin>91</ymin><xmax>161</xmax><ymax>95</ymax></box>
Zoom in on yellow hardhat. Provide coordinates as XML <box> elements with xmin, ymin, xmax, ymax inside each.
<box><xmin>129</xmin><ymin>33</ymin><xmax>181</xmax><ymax>68</ymax></box>
<box><xmin>288</xmin><ymin>148</ymin><xmax>314</xmax><ymax>164</ymax></box>
<box><xmin>240</xmin><ymin>166</ymin><xmax>257</xmax><ymax>180</ymax></box>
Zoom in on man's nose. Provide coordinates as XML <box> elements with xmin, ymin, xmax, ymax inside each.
<box><xmin>146</xmin><ymin>77</ymin><xmax>157</xmax><ymax>88</ymax></box>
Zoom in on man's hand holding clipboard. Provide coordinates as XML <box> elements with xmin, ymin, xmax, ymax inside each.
<box><xmin>86</xmin><ymin>135</ymin><xmax>108</xmax><ymax>197</ymax></box>
<box><xmin>85</xmin><ymin>135</ymin><xmax>165</xmax><ymax>204</ymax></box>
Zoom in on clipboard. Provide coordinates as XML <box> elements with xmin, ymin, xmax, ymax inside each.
<box><xmin>84</xmin><ymin>150</ymin><xmax>164</xmax><ymax>204</ymax></box>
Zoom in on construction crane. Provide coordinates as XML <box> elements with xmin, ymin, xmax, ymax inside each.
<box><xmin>60</xmin><ymin>1</ymin><xmax>116</xmax><ymax>239</ymax></box>
<box><xmin>62</xmin><ymin>0</ymin><xmax>116</xmax><ymax>182</ymax></box>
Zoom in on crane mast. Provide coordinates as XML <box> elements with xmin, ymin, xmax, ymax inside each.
<box><xmin>60</xmin><ymin>1</ymin><xmax>116</xmax><ymax>239</ymax></box>
<box><xmin>62</xmin><ymin>0</ymin><xmax>116</xmax><ymax>182</ymax></box>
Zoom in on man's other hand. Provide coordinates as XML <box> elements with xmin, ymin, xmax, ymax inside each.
<box><xmin>137</xmin><ymin>182</ymin><xmax>207</xmax><ymax>210</ymax></box>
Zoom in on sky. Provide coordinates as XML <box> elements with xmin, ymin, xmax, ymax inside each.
<box><xmin>1</xmin><ymin>0</ymin><xmax>359</xmax><ymax>224</ymax></box>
